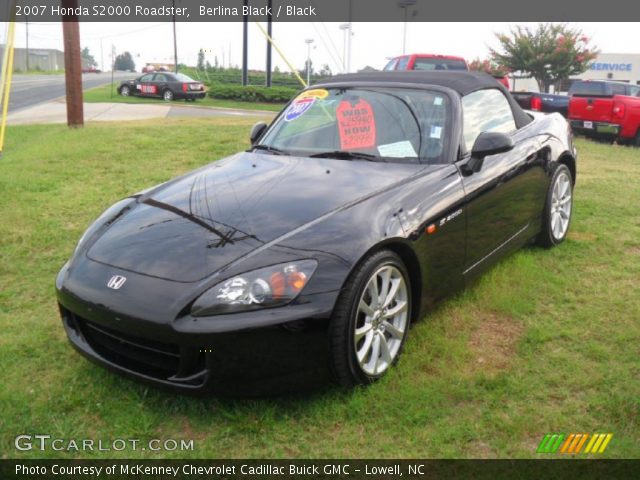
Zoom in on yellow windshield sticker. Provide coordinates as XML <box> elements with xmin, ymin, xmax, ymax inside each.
<box><xmin>299</xmin><ymin>89</ymin><xmax>329</xmax><ymax>100</ymax></box>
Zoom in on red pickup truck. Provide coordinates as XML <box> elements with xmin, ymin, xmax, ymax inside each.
<box><xmin>384</xmin><ymin>53</ymin><xmax>510</xmax><ymax>89</ymax></box>
<box><xmin>569</xmin><ymin>80</ymin><xmax>640</xmax><ymax>146</ymax></box>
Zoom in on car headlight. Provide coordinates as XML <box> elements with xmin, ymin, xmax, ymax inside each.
<box><xmin>191</xmin><ymin>260</ymin><xmax>318</xmax><ymax>316</ymax></box>
<box><xmin>73</xmin><ymin>198</ymin><xmax>134</xmax><ymax>256</ymax></box>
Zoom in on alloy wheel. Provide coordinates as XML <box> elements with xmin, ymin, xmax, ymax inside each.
<box><xmin>354</xmin><ymin>265</ymin><xmax>409</xmax><ymax>376</ymax></box>
<box><xmin>550</xmin><ymin>171</ymin><xmax>572</xmax><ymax>240</ymax></box>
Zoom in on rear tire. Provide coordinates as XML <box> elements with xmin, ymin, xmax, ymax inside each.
<box><xmin>633</xmin><ymin>130</ymin><xmax>640</xmax><ymax>147</ymax></box>
<box><xmin>538</xmin><ymin>164</ymin><xmax>573</xmax><ymax>248</ymax></box>
<box><xmin>329</xmin><ymin>250</ymin><xmax>411</xmax><ymax>387</ymax></box>
<box><xmin>163</xmin><ymin>89</ymin><xmax>174</xmax><ymax>101</ymax></box>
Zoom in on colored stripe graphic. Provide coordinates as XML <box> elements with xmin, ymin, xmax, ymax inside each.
<box><xmin>574</xmin><ymin>433</ymin><xmax>589</xmax><ymax>453</ymax></box>
<box><xmin>537</xmin><ymin>434</ymin><xmax>565</xmax><ymax>453</ymax></box>
<box><xmin>538</xmin><ymin>433</ymin><xmax>613</xmax><ymax>454</ymax></box>
<box><xmin>598</xmin><ymin>434</ymin><xmax>613</xmax><ymax>453</ymax></box>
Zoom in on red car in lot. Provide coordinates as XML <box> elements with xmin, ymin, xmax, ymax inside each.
<box><xmin>383</xmin><ymin>53</ymin><xmax>468</xmax><ymax>72</ymax></box>
<box><xmin>569</xmin><ymin>80</ymin><xmax>640</xmax><ymax>145</ymax></box>
<box><xmin>384</xmin><ymin>53</ymin><xmax>510</xmax><ymax>89</ymax></box>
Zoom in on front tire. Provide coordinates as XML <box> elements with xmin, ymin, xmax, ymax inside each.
<box><xmin>120</xmin><ymin>85</ymin><xmax>130</xmax><ymax>97</ymax></box>
<box><xmin>538</xmin><ymin>164</ymin><xmax>573</xmax><ymax>248</ymax></box>
<box><xmin>329</xmin><ymin>250</ymin><xmax>411</xmax><ymax>387</ymax></box>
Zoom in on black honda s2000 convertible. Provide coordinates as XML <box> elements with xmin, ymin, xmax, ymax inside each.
<box><xmin>56</xmin><ymin>72</ymin><xmax>576</xmax><ymax>394</ymax></box>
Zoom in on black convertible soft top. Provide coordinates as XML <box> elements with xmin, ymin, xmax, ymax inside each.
<box><xmin>318</xmin><ymin>71</ymin><xmax>532</xmax><ymax>129</ymax></box>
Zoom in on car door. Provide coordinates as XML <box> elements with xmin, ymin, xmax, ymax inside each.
<box><xmin>152</xmin><ymin>73</ymin><xmax>170</xmax><ymax>97</ymax></box>
<box><xmin>457</xmin><ymin>88</ymin><xmax>545</xmax><ymax>278</ymax></box>
<box><xmin>138</xmin><ymin>73</ymin><xmax>156</xmax><ymax>97</ymax></box>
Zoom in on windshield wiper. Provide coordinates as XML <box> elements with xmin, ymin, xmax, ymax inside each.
<box><xmin>251</xmin><ymin>144</ymin><xmax>289</xmax><ymax>155</ymax></box>
<box><xmin>309</xmin><ymin>150</ymin><xmax>383</xmax><ymax>162</ymax></box>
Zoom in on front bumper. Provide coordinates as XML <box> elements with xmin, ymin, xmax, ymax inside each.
<box><xmin>570</xmin><ymin>120</ymin><xmax>620</xmax><ymax>136</ymax></box>
<box><xmin>56</xmin><ymin>264</ymin><xmax>336</xmax><ymax>396</ymax></box>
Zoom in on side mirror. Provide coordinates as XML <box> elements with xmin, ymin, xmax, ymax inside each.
<box><xmin>250</xmin><ymin>122</ymin><xmax>268</xmax><ymax>145</ymax></box>
<box><xmin>464</xmin><ymin>132</ymin><xmax>515</xmax><ymax>174</ymax></box>
<box><xmin>471</xmin><ymin>131</ymin><xmax>514</xmax><ymax>158</ymax></box>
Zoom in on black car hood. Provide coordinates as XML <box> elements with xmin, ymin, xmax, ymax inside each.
<box><xmin>87</xmin><ymin>152</ymin><xmax>423</xmax><ymax>282</ymax></box>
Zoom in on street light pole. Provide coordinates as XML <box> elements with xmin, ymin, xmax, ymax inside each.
<box><xmin>397</xmin><ymin>0</ymin><xmax>416</xmax><ymax>56</ymax></box>
<box><xmin>305</xmin><ymin>38</ymin><xmax>314</xmax><ymax>85</ymax></box>
<box><xmin>339</xmin><ymin>23</ymin><xmax>349</xmax><ymax>73</ymax></box>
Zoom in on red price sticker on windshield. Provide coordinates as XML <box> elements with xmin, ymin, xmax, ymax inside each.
<box><xmin>337</xmin><ymin>99</ymin><xmax>376</xmax><ymax>150</ymax></box>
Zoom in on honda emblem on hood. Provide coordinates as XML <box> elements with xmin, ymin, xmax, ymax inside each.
<box><xmin>107</xmin><ymin>275</ymin><xmax>127</xmax><ymax>290</ymax></box>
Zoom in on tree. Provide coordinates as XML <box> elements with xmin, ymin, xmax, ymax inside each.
<box><xmin>81</xmin><ymin>47</ymin><xmax>97</xmax><ymax>68</ymax></box>
<box><xmin>490</xmin><ymin>23</ymin><xmax>598</xmax><ymax>92</ymax></box>
<box><xmin>114</xmin><ymin>51</ymin><xmax>135</xmax><ymax>71</ymax></box>
<box><xmin>197</xmin><ymin>48</ymin><xmax>205</xmax><ymax>70</ymax></box>
<box><xmin>318</xmin><ymin>63</ymin><xmax>332</xmax><ymax>77</ymax></box>
<box><xmin>468</xmin><ymin>58</ymin><xmax>510</xmax><ymax>77</ymax></box>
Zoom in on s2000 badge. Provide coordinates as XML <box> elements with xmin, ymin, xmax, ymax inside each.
<box><xmin>284</xmin><ymin>97</ymin><xmax>315</xmax><ymax>121</ymax></box>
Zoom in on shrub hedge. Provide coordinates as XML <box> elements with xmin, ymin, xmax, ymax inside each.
<box><xmin>207</xmin><ymin>84</ymin><xmax>299</xmax><ymax>103</ymax></box>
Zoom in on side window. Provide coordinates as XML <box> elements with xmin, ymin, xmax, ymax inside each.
<box><xmin>140</xmin><ymin>74</ymin><xmax>153</xmax><ymax>82</ymax></box>
<box><xmin>610</xmin><ymin>84</ymin><xmax>626</xmax><ymax>96</ymax></box>
<box><xmin>396</xmin><ymin>56</ymin><xmax>409</xmax><ymax>70</ymax></box>
<box><xmin>383</xmin><ymin>58</ymin><xmax>398</xmax><ymax>71</ymax></box>
<box><xmin>627</xmin><ymin>85</ymin><xmax>640</xmax><ymax>97</ymax></box>
<box><xmin>154</xmin><ymin>74</ymin><xmax>167</xmax><ymax>82</ymax></box>
<box><xmin>462</xmin><ymin>89</ymin><xmax>516</xmax><ymax>153</ymax></box>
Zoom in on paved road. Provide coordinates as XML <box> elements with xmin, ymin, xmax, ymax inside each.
<box><xmin>8</xmin><ymin>72</ymin><xmax>132</xmax><ymax>113</ymax></box>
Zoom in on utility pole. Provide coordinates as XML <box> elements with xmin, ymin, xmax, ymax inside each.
<box><xmin>242</xmin><ymin>0</ymin><xmax>248</xmax><ymax>86</ymax></box>
<box><xmin>61</xmin><ymin>0</ymin><xmax>83</xmax><ymax>128</ymax></box>
<box><xmin>265</xmin><ymin>0</ymin><xmax>272</xmax><ymax>87</ymax></box>
<box><xmin>172</xmin><ymin>0</ymin><xmax>178</xmax><ymax>73</ymax></box>
<box><xmin>25</xmin><ymin>16</ymin><xmax>29</xmax><ymax>71</ymax></box>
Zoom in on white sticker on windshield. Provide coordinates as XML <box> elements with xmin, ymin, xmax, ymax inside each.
<box><xmin>377</xmin><ymin>141</ymin><xmax>417</xmax><ymax>158</ymax></box>
<box><xmin>434</xmin><ymin>96</ymin><xmax>443</xmax><ymax>106</ymax></box>
<box><xmin>430</xmin><ymin>126</ymin><xmax>442</xmax><ymax>139</ymax></box>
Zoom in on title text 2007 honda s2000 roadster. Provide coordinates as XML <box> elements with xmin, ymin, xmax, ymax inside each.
<box><xmin>56</xmin><ymin>72</ymin><xmax>577</xmax><ymax>394</ymax></box>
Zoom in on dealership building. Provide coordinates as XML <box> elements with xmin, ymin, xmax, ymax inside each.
<box><xmin>574</xmin><ymin>53</ymin><xmax>640</xmax><ymax>85</ymax></box>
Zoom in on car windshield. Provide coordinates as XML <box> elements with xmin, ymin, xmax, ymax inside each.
<box><xmin>175</xmin><ymin>73</ymin><xmax>196</xmax><ymax>82</ymax></box>
<box><xmin>258</xmin><ymin>87</ymin><xmax>450</xmax><ymax>164</ymax></box>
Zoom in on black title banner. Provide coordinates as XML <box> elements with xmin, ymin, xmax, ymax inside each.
<box><xmin>2</xmin><ymin>459</ymin><xmax>640</xmax><ymax>480</ymax></box>
<box><xmin>2</xmin><ymin>0</ymin><xmax>640</xmax><ymax>22</ymax></box>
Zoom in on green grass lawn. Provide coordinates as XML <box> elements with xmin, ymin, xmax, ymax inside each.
<box><xmin>83</xmin><ymin>82</ymin><xmax>286</xmax><ymax>112</ymax></box>
<box><xmin>0</xmin><ymin>119</ymin><xmax>638</xmax><ymax>459</ymax></box>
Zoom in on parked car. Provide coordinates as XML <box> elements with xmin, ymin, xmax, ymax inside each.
<box><xmin>81</xmin><ymin>67</ymin><xmax>101</xmax><ymax>74</ymax></box>
<box><xmin>384</xmin><ymin>53</ymin><xmax>510</xmax><ymax>89</ymax></box>
<box><xmin>118</xmin><ymin>72</ymin><xmax>206</xmax><ymax>101</ymax></box>
<box><xmin>568</xmin><ymin>80</ymin><xmax>640</xmax><ymax>145</ymax></box>
<box><xmin>511</xmin><ymin>91</ymin><xmax>570</xmax><ymax>117</ymax></box>
<box><xmin>57</xmin><ymin>71</ymin><xmax>576</xmax><ymax>394</ymax></box>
